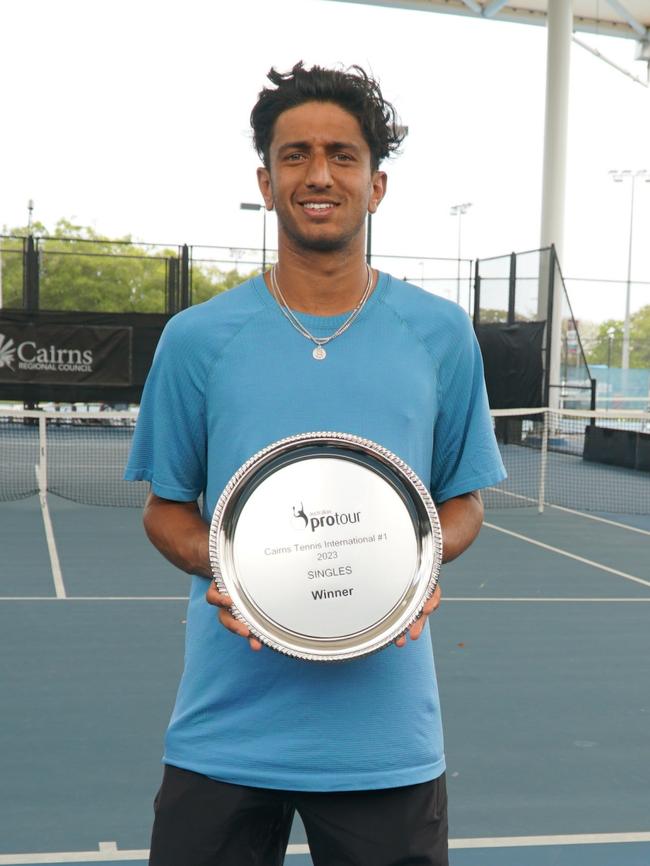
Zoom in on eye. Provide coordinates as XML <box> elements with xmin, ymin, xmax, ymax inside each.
<box><xmin>333</xmin><ymin>152</ymin><xmax>353</xmax><ymax>162</ymax></box>
<box><xmin>285</xmin><ymin>152</ymin><xmax>306</xmax><ymax>162</ymax></box>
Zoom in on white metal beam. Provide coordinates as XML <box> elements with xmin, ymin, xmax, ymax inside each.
<box><xmin>460</xmin><ymin>0</ymin><xmax>482</xmax><ymax>13</ymax></box>
<box><xmin>482</xmin><ymin>0</ymin><xmax>510</xmax><ymax>18</ymax></box>
<box><xmin>325</xmin><ymin>0</ymin><xmax>647</xmax><ymax>39</ymax></box>
<box><xmin>573</xmin><ymin>35</ymin><xmax>648</xmax><ymax>87</ymax></box>
<box><xmin>605</xmin><ymin>0</ymin><xmax>648</xmax><ymax>38</ymax></box>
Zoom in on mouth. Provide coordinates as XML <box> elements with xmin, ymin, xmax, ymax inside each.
<box><xmin>299</xmin><ymin>201</ymin><xmax>339</xmax><ymax>217</ymax></box>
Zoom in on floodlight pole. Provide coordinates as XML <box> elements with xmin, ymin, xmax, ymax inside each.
<box><xmin>240</xmin><ymin>202</ymin><xmax>267</xmax><ymax>271</ymax></box>
<box><xmin>623</xmin><ymin>175</ymin><xmax>635</xmax><ymax>371</ymax></box>
<box><xmin>450</xmin><ymin>202</ymin><xmax>472</xmax><ymax>305</ymax></box>
<box><xmin>609</xmin><ymin>170</ymin><xmax>649</xmax><ymax>370</ymax></box>
<box><xmin>606</xmin><ymin>326</ymin><xmax>616</xmax><ymax>404</ymax></box>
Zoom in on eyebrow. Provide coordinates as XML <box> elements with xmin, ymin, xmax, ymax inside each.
<box><xmin>277</xmin><ymin>140</ymin><xmax>362</xmax><ymax>154</ymax></box>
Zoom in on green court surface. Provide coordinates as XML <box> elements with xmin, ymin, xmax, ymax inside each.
<box><xmin>1</xmin><ymin>496</ymin><xmax>649</xmax><ymax>866</ymax></box>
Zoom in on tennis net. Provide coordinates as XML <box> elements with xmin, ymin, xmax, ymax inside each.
<box><xmin>488</xmin><ymin>407</ymin><xmax>650</xmax><ymax>514</ymax></box>
<box><xmin>1</xmin><ymin>406</ymin><xmax>649</xmax><ymax>513</ymax></box>
<box><xmin>0</xmin><ymin>407</ymin><xmax>147</xmax><ymax>507</ymax></box>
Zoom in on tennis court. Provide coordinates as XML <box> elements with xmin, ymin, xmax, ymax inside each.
<box><xmin>1</xmin><ymin>408</ymin><xmax>649</xmax><ymax>866</ymax></box>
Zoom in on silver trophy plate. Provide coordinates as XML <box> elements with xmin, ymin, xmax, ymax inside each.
<box><xmin>209</xmin><ymin>432</ymin><xmax>443</xmax><ymax>662</ymax></box>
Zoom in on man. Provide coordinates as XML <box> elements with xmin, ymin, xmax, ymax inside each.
<box><xmin>126</xmin><ymin>62</ymin><xmax>506</xmax><ymax>866</ymax></box>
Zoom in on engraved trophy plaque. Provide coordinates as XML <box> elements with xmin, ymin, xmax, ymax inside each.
<box><xmin>209</xmin><ymin>433</ymin><xmax>443</xmax><ymax>662</ymax></box>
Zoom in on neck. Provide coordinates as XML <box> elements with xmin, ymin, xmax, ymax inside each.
<box><xmin>265</xmin><ymin>236</ymin><xmax>373</xmax><ymax>315</ymax></box>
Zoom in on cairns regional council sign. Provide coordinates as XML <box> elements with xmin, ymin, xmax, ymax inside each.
<box><xmin>0</xmin><ymin>323</ymin><xmax>132</xmax><ymax>385</ymax></box>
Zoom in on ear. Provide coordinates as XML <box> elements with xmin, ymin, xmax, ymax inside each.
<box><xmin>257</xmin><ymin>167</ymin><xmax>274</xmax><ymax>210</ymax></box>
<box><xmin>368</xmin><ymin>171</ymin><xmax>387</xmax><ymax>215</ymax></box>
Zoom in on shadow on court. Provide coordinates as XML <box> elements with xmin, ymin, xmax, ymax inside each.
<box><xmin>1</xmin><ymin>497</ymin><xmax>649</xmax><ymax>865</ymax></box>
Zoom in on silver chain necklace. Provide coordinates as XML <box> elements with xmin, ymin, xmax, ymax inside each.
<box><xmin>270</xmin><ymin>264</ymin><xmax>373</xmax><ymax>360</ymax></box>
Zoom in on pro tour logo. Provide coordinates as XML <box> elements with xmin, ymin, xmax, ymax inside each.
<box><xmin>292</xmin><ymin>501</ymin><xmax>361</xmax><ymax>533</ymax></box>
<box><xmin>0</xmin><ymin>334</ymin><xmax>16</xmax><ymax>370</ymax></box>
<box><xmin>292</xmin><ymin>503</ymin><xmax>309</xmax><ymax>530</ymax></box>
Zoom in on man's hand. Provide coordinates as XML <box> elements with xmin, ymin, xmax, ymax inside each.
<box><xmin>394</xmin><ymin>583</ymin><xmax>442</xmax><ymax>648</ymax></box>
<box><xmin>205</xmin><ymin>580</ymin><xmax>263</xmax><ymax>651</ymax></box>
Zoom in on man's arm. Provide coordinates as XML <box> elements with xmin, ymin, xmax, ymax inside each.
<box><xmin>438</xmin><ymin>489</ymin><xmax>484</xmax><ymax>565</ymax></box>
<box><xmin>395</xmin><ymin>490</ymin><xmax>483</xmax><ymax>647</ymax></box>
<box><xmin>143</xmin><ymin>493</ymin><xmax>262</xmax><ymax>650</ymax></box>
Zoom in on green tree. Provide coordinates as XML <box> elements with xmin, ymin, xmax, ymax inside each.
<box><xmin>629</xmin><ymin>306</ymin><xmax>650</xmax><ymax>368</ymax></box>
<box><xmin>586</xmin><ymin>308</ymin><xmax>650</xmax><ymax>369</ymax></box>
<box><xmin>0</xmin><ymin>233</ymin><xmax>25</xmax><ymax>308</ymax></box>
<box><xmin>192</xmin><ymin>266</ymin><xmax>258</xmax><ymax>305</ymax></box>
<box><xmin>0</xmin><ymin>219</ymin><xmax>255</xmax><ymax>312</ymax></box>
<box><xmin>476</xmin><ymin>308</ymin><xmax>509</xmax><ymax>323</ymax></box>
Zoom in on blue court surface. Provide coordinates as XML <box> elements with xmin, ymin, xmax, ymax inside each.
<box><xmin>1</xmin><ymin>495</ymin><xmax>649</xmax><ymax>866</ymax></box>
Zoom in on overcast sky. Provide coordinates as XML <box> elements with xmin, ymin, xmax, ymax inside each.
<box><xmin>1</xmin><ymin>0</ymin><xmax>649</xmax><ymax>323</ymax></box>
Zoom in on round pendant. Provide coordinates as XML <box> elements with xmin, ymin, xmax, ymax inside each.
<box><xmin>312</xmin><ymin>346</ymin><xmax>327</xmax><ymax>360</ymax></box>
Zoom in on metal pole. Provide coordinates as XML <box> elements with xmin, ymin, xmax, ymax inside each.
<box><xmin>262</xmin><ymin>209</ymin><xmax>267</xmax><ymax>271</ymax></box>
<box><xmin>622</xmin><ymin>176</ymin><xmax>635</xmax><ymax>370</ymax></box>
<box><xmin>180</xmin><ymin>244</ymin><xmax>190</xmax><ymax>309</ymax></box>
<box><xmin>538</xmin><ymin>409</ymin><xmax>549</xmax><ymax>514</ymax></box>
<box><xmin>472</xmin><ymin>259</ymin><xmax>481</xmax><ymax>327</ymax></box>
<box><xmin>456</xmin><ymin>213</ymin><xmax>462</xmax><ymax>305</ymax></box>
<box><xmin>37</xmin><ymin>414</ymin><xmax>66</xmax><ymax>599</ymax></box>
<box><xmin>507</xmin><ymin>252</ymin><xmax>517</xmax><ymax>324</ymax></box>
<box><xmin>539</xmin><ymin>0</ymin><xmax>573</xmax><ymax>409</ymax></box>
<box><xmin>590</xmin><ymin>377</ymin><xmax>597</xmax><ymax>420</ymax></box>
<box><xmin>540</xmin><ymin>0</ymin><xmax>572</xmax><ymax>261</ymax></box>
<box><xmin>366</xmin><ymin>212</ymin><xmax>373</xmax><ymax>266</ymax></box>
<box><xmin>23</xmin><ymin>235</ymin><xmax>40</xmax><ymax>311</ymax></box>
<box><xmin>450</xmin><ymin>202</ymin><xmax>471</xmax><ymax>305</ymax></box>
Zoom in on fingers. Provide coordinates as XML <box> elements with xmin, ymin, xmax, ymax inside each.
<box><xmin>205</xmin><ymin>579</ymin><xmax>232</xmax><ymax>610</ymax></box>
<box><xmin>423</xmin><ymin>583</ymin><xmax>442</xmax><ymax>614</ymax></box>
<box><xmin>206</xmin><ymin>580</ymin><xmax>263</xmax><ymax>651</ymax></box>
<box><xmin>394</xmin><ymin>583</ymin><xmax>442</xmax><ymax>648</ymax></box>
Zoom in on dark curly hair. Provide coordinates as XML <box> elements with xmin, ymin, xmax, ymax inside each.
<box><xmin>251</xmin><ymin>62</ymin><xmax>406</xmax><ymax>171</ymax></box>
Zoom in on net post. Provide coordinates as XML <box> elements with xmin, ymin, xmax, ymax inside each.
<box><xmin>472</xmin><ymin>258</ymin><xmax>481</xmax><ymax>327</ymax></box>
<box><xmin>537</xmin><ymin>409</ymin><xmax>549</xmax><ymax>514</ymax></box>
<box><xmin>36</xmin><ymin>413</ymin><xmax>66</xmax><ymax>598</ymax></box>
<box><xmin>180</xmin><ymin>244</ymin><xmax>191</xmax><ymax>309</ymax></box>
<box><xmin>38</xmin><ymin>414</ymin><xmax>47</xmax><ymax>494</ymax></box>
<box><xmin>590</xmin><ymin>378</ymin><xmax>597</xmax><ymax>424</ymax></box>
<box><xmin>507</xmin><ymin>251</ymin><xmax>516</xmax><ymax>324</ymax></box>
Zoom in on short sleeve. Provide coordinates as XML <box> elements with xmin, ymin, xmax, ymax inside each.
<box><xmin>124</xmin><ymin>312</ymin><xmax>208</xmax><ymax>501</ymax></box>
<box><xmin>430</xmin><ymin>313</ymin><xmax>506</xmax><ymax>503</ymax></box>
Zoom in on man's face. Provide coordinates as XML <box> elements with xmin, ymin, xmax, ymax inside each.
<box><xmin>257</xmin><ymin>101</ymin><xmax>387</xmax><ymax>254</ymax></box>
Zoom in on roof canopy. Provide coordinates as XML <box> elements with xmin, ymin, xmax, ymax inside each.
<box><xmin>328</xmin><ymin>0</ymin><xmax>650</xmax><ymax>42</ymax></box>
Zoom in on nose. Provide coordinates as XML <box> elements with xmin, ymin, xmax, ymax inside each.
<box><xmin>305</xmin><ymin>153</ymin><xmax>333</xmax><ymax>188</ymax></box>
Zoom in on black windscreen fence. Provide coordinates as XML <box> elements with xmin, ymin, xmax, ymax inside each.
<box><xmin>0</xmin><ymin>310</ymin><xmax>168</xmax><ymax>404</ymax></box>
<box><xmin>476</xmin><ymin>320</ymin><xmax>545</xmax><ymax>409</ymax></box>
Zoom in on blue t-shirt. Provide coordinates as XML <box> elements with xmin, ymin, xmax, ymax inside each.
<box><xmin>125</xmin><ymin>272</ymin><xmax>505</xmax><ymax>791</ymax></box>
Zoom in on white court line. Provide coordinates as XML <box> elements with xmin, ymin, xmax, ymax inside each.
<box><xmin>443</xmin><ymin>597</ymin><xmax>650</xmax><ymax>602</ymax></box>
<box><xmin>488</xmin><ymin>488</ymin><xmax>650</xmax><ymax>536</ymax></box>
<box><xmin>449</xmin><ymin>831</ymin><xmax>650</xmax><ymax>849</ymax></box>
<box><xmin>0</xmin><ymin>597</ymin><xmax>187</xmax><ymax>602</ymax></box>
<box><xmin>547</xmin><ymin>503</ymin><xmax>650</xmax><ymax>536</ymax></box>
<box><xmin>1</xmin><ymin>833</ymin><xmax>649</xmax><ymax>863</ymax></box>
<box><xmin>484</xmin><ymin>521</ymin><xmax>650</xmax><ymax>589</ymax></box>
<box><xmin>35</xmin><ymin>466</ymin><xmax>66</xmax><ymax>600</ymax></box>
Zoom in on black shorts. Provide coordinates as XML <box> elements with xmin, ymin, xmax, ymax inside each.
<box><xmin>149</xmin><ymin>764</ymin><xmax>448</xmax><ymax>866</ymax></box>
